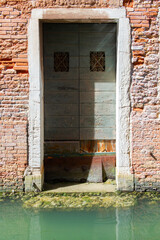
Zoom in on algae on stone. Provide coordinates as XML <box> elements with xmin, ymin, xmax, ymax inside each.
<box><xmin>1</xmin><ymin>192</ymin><xmax>160</xmax><ymax>210</ymax></box>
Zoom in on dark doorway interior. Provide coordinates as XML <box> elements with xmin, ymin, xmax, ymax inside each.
<box><xmin>43</xmin><ymin>23</ymin><xmax>116</xmax><ymax>185</ymax></box>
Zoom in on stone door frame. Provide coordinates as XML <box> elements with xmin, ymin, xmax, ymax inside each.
<box><xmin>27</xmin><ymin>8</ymin><xmax>133</xmax><ymax>191</ymax></box>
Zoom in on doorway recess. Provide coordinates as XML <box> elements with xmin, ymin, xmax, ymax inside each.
<box><xmin>43</xmin><ymin>23</ymin><xmax>116</xmax><ymax>185</ymax></box>
<box><xmin>27</xmin><ymin>8</ymin><xmax>133</xmax><ymax>191</ymax></box>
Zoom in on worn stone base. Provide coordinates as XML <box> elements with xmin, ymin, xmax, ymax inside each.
<box><xmin>135</xmin><ymin>181</ymin><xmax>160</xmax><ymax>192</ymax></box>
<box><xmin>25</xmin><ymin>174</ymin><xmax>44</xmax><ymax>192</ymax></box>
<box><xmin>44</xmin><ymin>182</ymin><xmax>116</xmax><ymax>193</ymax></box>
<box><xmin>116</xmin><ymin>170</ymin><xmax>134</xmax><ymax>191</ymax></box>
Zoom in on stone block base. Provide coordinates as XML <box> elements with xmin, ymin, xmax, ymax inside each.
<box><xmin>25</xmin><ymin>174</ymin><xmax>43</xmax><ymax>192</ymax></box>
<box><xmin>135</xmin><ymin>181</ymin><xmax>160</xmax><ymax>192</ymax></box>
<box><xmin>116</xmin><ymin>171</ymin><xmax>134</xmax><ymax>191</ymax></box>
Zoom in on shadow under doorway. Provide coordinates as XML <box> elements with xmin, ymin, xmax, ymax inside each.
<box><xmin>43</xmin><ymin>23</ymin><xmax>116</xmax><ymax>190</ymax></box>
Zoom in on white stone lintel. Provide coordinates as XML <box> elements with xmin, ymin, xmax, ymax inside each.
<box><xmin>31</xmin><ymin>8</ymin><xmax>126</xmax><ymax>21</ymax></box>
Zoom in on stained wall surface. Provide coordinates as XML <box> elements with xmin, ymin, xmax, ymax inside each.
<box><xmin>0</xmin><ymin>0</ymin><xmax>160</xmax><ymax>190</ymax></box>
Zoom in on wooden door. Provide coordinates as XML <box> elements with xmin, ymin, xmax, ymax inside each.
<box><xmin>43</xmin><ymin>23</ymin><xmax>116</xmax><ymax>183</ymax></box>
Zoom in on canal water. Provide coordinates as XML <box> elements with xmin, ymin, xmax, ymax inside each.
<box><xmin>0</xmin><ymin>200</ymin><xmax>160</xmax><ymax>240</ymax></box>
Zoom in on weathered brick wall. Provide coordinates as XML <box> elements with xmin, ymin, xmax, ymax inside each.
<box><xmin>124</xmin><ymin>0</ymin><xmax>160</xmax><ymax>190</ymax></box>
<box><xmin>0</xmin><ymin>2</ymin><xmax>30</xmax><ymax>190</ymax></box>
<box><xmin>0</xmin><ymin>0</ymin><xmax>159</xmax><ymax>191</ymax></box>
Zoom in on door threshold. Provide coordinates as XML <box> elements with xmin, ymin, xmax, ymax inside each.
<box><xmin>43</xmin><ymin>181</ymin><xmax>116</xmax><ymax>193</ymax></box>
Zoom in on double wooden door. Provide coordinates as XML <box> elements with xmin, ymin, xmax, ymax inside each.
<box><xmin>43</xmin><ymin>23</ymin><xmax>116</xmax><ymax>144</ymax></box>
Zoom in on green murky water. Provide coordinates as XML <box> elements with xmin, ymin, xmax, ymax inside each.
<box><xmin>0</xmin><ymin>199</ymin><xmax>160</xmax><ymax>240</ymax></box>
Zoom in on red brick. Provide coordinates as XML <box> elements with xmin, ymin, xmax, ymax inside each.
<box><xmin>16</xmin><ymin>62</ymin><xmax>28</xmax><ymax>66</ymax></box>
<box><xmin>141</xmin><ymin>24</ymin><xmax>150</xmax><ymax>28</ymax></box>
<box><xmin>2</xmin><ymin>11</ymin><xmax>10</xmax><ymax>15</ymax></box>
<box><xmin>12</xmin><ymin>58</ymin><xmax>28</xmax><ymax>62</ymax></box>
<box><xmin>2</xmin><ymin>23</ymin><xmax>17</xmax><ymax>27</ymax></box>
<box><xmin>134</xmin><ymin>8</ymin><xmax>147</xmax><ymax>11</ymax></box>
<box><xmin>0</xmin><ymin>19</ymin><xmax>11</xmax><ymax>23</ymax></box>
<box><xmin>130</xmin><ymin>20</ymin><xmax>142</xmax><ymax>24</ymax></box>
<box><xmin>0</xmin><ymin>31</ymin><xmax>6</xmax><ymax>35</ymax></box>
<box><xmin>10</xmin><ymin>11</ymin><xmax>20</xmax><ymax>16</ymax></box>
<box><xmin>147</xmin><ymin>12</ymin><xmax>158</xmax><ymax>17</ymax></box>
<box><xmin>11</xmin><ymin>19</ymin><xmax>28</xmax><ymax>23</ymax></box>
<box><xmin>18</xmin><ymin>54</ymin><xmax>28</xmax><ymax>58</ymax></box>
<box><xmin>0</xmin><ymin>35</ymin><xmax>10</xmax><ymax>38</ymax></box>
<box><xmin>148</xmin><ymin>8</ymin><xmax>158</xmax><ymax>12</ymax></box>
<box><xmin>0</xmin><ymin>26</ymin><xmax>12</xmax><ymax>30</ymax></box>
<box><xmin>130</xmin><ymin>16</ymin><xmax>146</xmax><ymax>20</ymax></box>
<box><xmin>0</xmin><ymin>8</ymin><xmax>13</xmax><ymax>11</ymax></box>
<box><xmin>141</xmin><ymin>20</ymin><xmax>149</xmax><ymax>24</ymax></box>
<box><xmin>11</xmin><ymin>35</ymin><xmax>27</xmax><ymax>39</ymax></box>
<box><xmin>128</xmin><ymin>12</ymin><xmax>143</xmax><ymax>16</ymax></box>
<box><xmin>13</xmin><ymin>66</ymin><xmax>28</xmax><ymax>71</ymax></box>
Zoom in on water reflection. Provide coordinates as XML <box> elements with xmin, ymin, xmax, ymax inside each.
<box><xmin>0</xmin><ymin>201</ymin><xmax>160</xmax><ymax>240</ymax></box>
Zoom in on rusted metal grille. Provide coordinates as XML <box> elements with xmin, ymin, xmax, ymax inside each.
<box><xmin>90</xmin><ymin>51</ymin><xmax>105</xmax><ymax>72</ymax></box>
<box><xmin>54</xmin><ymin>52</ymin><xmax>69</xmax><ymax>72</ymax></box>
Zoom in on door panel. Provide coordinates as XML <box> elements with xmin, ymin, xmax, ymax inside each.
<box><xmin>43</xmin><ymin>24</ymin><xmax>79</xmax><ymax>141</ymax></box>
<box><xmin>79</xmin><ymin>24</ymin><xmax>116</xmax><ymax>140</ymax></box>
<box><xmin>45</xmin><ymin>128</ymin><xmax>79</xmax><ymax>141</ymax></box>
<box><xmin>80</xmin><ymin>81</ymin><xmax>116</xmax><ymax>91</ymax></box>
<box><xmin>45</xmin><ymin>92</ymin><xmax>79</xmax><ymax>104</ymax></box>
<box><xmin>45</xmin><ymin>79</ymin><xmax>78</xmax><ymax>92</ymax></box>
<box><xmin>46</xmin><ymin>69</ymin><xmax>79</xmax><ymax>80</ymax></box>
<box><xmin>45</xmin><ymin>103</ymin><xmax>79</xmax><ymax>116</ymax></box>
<box><xmin>80</xmin><ymin>115</ymin><xmax>116</xmax><ymax>128</ymax></box>
<box><xmin>80</xmin><ymin>103</ymin><xmax>116</xmax><ymax>116</ymax></box>
<box><xmin>80</xmin><ymin>92</ymin><xmax>116</xmax><ymax>103</ymax></box>
<box><xmin>46</xmin><ymin>116</ymin><xmax>79</xmax><ymax>128</ymax></box>
<box><xmin>80</xmin><ymin>128</ymin><xmax>116</xmax><ymax>140</ymax></box>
